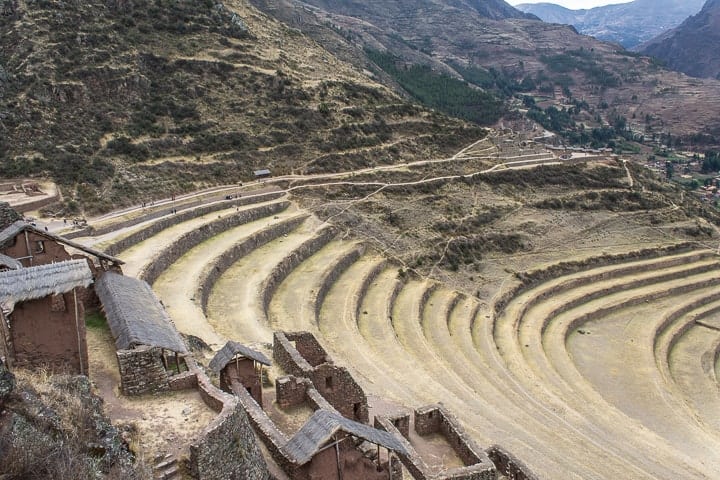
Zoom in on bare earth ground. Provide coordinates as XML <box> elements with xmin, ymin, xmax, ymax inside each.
<box><xmin>85</xmin><ymin>325</ymin><xmax>216</xmax><ymax>462</ymax></box>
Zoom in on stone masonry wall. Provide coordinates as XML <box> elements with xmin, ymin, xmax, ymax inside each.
<box><xmin>273</xmin><ymin>331</ymin><xmax>368</xmax><ymax>422</ymax></box>
<box><xmin>275</xmin><ymin>376</ymin><xmax>310</xmax><ymax>408</ymax></box>
<box><xmin>414</xmin><ymin>406</ymin><xmax>497</xmax><ymax>479</ymax></box>
<box><xmin>284</xmin><ymin>331</ymin><xmax>329</xmax><ymax>367</ymax></box>
<box><xmin>103</xmin><ymin>192</ymin><xmax>284</xmax><ymax>256</ymax></box>
<box><xmin>198</xmin><ymin>215</ymin><xmax>307</xmax><ymax>313</ymax></box>
<box><xmin>486</xmin><ymin>445</ymin><xmax>539</xmax><ymax>480</ymax></box>
<box><xmin>140</xmin><ymin>201</ymin><xmax>289</xmax><ymax>285</ymax></box>
<box><xmin>189</xmin><ymin>400</ymin><xmax>269</xmax><ymax>480</ymax></box>
<box><xmin>313</xmin><ymin>245</ymin><xmax>364</xmax><ymax>320</ymax></box>
<box><xmin>229</xmin><ymin>377</ymin><xmax>291</xmax><ymax>473</ymax></box>
<box><xmin>116</xmin><ymin>346</ymin><xmax>171</xmax><ymax>396</ymax></box>
<box><xmin>374</xmin><ymin>415</ymin><xmax>429</xmax><ymax>480</ymax></box>
<box><xmin>273</xmin><ymin>331</ymin><xmax>313</xmax><ymax>378</ymax></box>
<box><xmin>310</xmin><ymin>363</ymin><xmax>368</xmax><ymax>423</ymax></box>
<box><xmin>261</xmin><ymin>227</ymin><xmax>336</xmax><ymax>319</ymax></box>
<box><xmin>188</xmin><ymin>358</ymin><xmax>270</xmax><ymax>480</ymax></box>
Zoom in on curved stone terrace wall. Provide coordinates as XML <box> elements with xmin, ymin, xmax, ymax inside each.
<box><xmin>492</xmin><ymin>242</ymin><xmax>698</xmax><ymax>315</ymax></box>
<box><xmin>313</xmin><ymin>245</ymin><xmax>365</xmax><ymax>323</ymax></box>
<box><xmin>197</xmin><ymin>215</ymin><xmax>308</xmax><ymax>314</ymax></box>
<box><xmin>103</xmin><ymin>192</ymin><xmax>285</xmax><ymax>256</ymax></box>
<box><xmin>260</xmin><ymin>227</ymin><xmax>337</xmax><ymax>320</ymax></box>
<box><xmin>139</xmin><ymin>201</ymin><xmax>290</xmax><ymax>285</ymax></box>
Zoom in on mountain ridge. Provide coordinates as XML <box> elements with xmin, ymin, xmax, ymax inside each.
<box><xmin>516</xmin><ymin>0</ymin><xmax>704</xmax><ymax>48</ymax></box>
<box><xmin>639</xmin><ymin>0</ymin><xmax>720</xmax><ymax>79</ymax></box>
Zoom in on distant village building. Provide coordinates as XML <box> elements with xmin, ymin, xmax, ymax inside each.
<box><xmin>0</xmin><ymin>259</ymin><xmax>93</xmax><ymax>373</ymax></box>
<box><xmin>254</xmin><ymin>169</ymin><xmax>271</xmax><ymax>178</ymax></box>
<box><xmin>94</xmin><ymin>272</ymin><xmax>190</xmax><ymax>396</ymax></box>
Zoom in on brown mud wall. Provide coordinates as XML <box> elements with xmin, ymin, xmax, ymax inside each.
<box><xmin>197</xmin><ymin>216</ymin><xmax>308</xmax><ymax>313</ymax></box>
<box><xmin>139</xmin><ymin>202</ymin><xmax>290</xmax><ymax>285</ymax></box>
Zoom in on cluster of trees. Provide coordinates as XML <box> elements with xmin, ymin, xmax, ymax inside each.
<box><xmin>366</xmin><ymin>50</ymin><xmax>504</xmax><ymax>125</ymax></box>
<box><xmin>540</xmin><ymin>49</ymin><xmax>621</xmax><ymax>88</ymax></box>
<box><xmin>701</xmin><ymin>151</ymin><xmax>720</xmax><ymax>173</ymax></box>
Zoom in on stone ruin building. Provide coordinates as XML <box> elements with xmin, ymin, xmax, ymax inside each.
<box><xmin>281</xmin><ymin>409</ymin><xmax>405</xmax><ymax>480</ymax></box>
<box><xmin>94</xmin><ymin>271</ymin><xmax>191</xmax><ymax>396</ymax></box>
<box><xmin>273</xmin><ymin>331</ymin><xmax>369</xmax><ymax>423</ymax></box>
<box><xmin>209</xmin><ymin>340</ymin><xmax>272</xmax><ymax>406</ymax></box>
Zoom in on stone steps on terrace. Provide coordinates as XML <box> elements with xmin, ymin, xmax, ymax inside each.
<box><xmin>150</xmin><ymin>207</ymin><xmax>304</xmax><ymax>347</ymax></box>
<box><xmin>504</xmin><ymin>263</ymin><xmax>720</xmax><ymax>479</ymax></box>
<box><xmin>204</xmin><ymin>216</ymin><xmax>323</xmax><ymax>345</ymax></box>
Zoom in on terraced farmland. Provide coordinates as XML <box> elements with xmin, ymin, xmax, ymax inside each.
<box><xmin>79</xmin><ymin>157</ymin><xmax>720</xmax><ymax>479</ymax></box>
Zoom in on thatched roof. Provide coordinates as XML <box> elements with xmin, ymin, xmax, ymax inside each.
<box><xmin>95</xmin><ymin>272</ymin><xmax>187</xmax><ymax>353</ymax></box>
<box><xmin>283</xmin><ymin>410</ymin><xmax>407</xmax><ymax>465</ymax></box>
<box><xmin>208</xmin><ymin>341</ymin><xmax>271</xmax><ymax>373</ymax></box>
<box><xmin>0</xmin><ymin>221</ymin><xmax>123</xmax><ymax>265</ymax></box>
<box><xmin>0</xmin><ymin>259</ymin><xmax>93</xmax><ymax>313</ymax></box>
<box><xmin>0</xmin><ymin>254</ymin><xmax>21</xmax><ymax>270</ymax></box>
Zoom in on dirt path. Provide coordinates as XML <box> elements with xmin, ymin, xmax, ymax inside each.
<box><xmin>85</xmin><ymin>326</ymin><xmax>216</xmax><ymax>461</ymax></box>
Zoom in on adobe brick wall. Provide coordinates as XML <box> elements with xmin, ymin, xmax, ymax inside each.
<box><xmin>139</xmin><ymin>201</ymin><xmax>290</xmax><ymax>285</ymax></box>
<box><xmin>103</xmin><ymin>192</ymin><xmax>285</xmax><ymax>256</ymax></box>
<box><xmin>10</xmin><ymin>292</ymin><xmax>88</xmax><ymax>375</ymax></box>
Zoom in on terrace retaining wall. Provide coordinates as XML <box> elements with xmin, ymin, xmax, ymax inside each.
<box><xmin>140</xmin><ymin>202</ymin><xmax>289</xmax><ymax>285</ymax></box>
<box><xmin>260</xmin><ymin>227</ymin><xmax>336</xmax><ymax>319</ymax></box>
<box><xmin>103</xmin><ymin>192</ymin><xmax>285</xmax><ymax>256</ymax></box>
<box><xmin>313</xmin><ymin>245</ymin><xmax>365</xmax><ymax>321</ymax></box>
<box><xmin>197</xmin><ymin>215</ymin><xmax>307</xmax><ymax>313</ymax></box>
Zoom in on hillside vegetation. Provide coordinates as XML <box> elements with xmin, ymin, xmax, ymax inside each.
<box><xmin>0</xmin><ymin>0</ymin><xmax>481</xmax><ymax>213</ymax></box>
